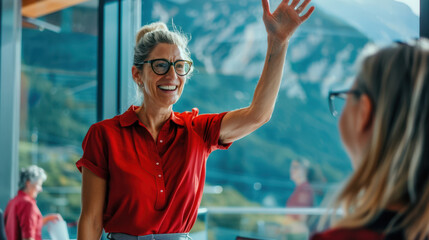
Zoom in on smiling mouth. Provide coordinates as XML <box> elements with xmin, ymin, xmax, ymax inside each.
<box><xmin>158</xmin><ymin>85</ymin><xmax>177</xmax><ymax>91</ymax></box>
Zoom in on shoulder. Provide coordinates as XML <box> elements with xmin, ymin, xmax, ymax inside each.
<box><xmin>95</xmin><ymin>115</ymin><xmax>122</xmax><ymax>129</ymax></box>
<box><xmin>175</xmin><ymin>108</ymin><xmax>199</xmax><ymax>119</ymax></box>
<box><xmin>86</xmin><ymin>115</ymin><xmax>122</xmax><ymax>135</ymax></box>
<box><xmin>11</xmin><ymin>196</ymin><xmax>38</xmax><ymax>215</ymax></box>
<box><xmin>311</xmin><ymin>228</ymin><xmax>384</xmax><ymax>240</ymax></box>
<box><xmin>171</xmin><ymin>108</ymin><xmax>199</xmax><ymax>125</ymax></box>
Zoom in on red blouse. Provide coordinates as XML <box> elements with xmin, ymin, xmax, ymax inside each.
<box><xmin>76</xmin><ymin>106</ymin><xmax>231</xmax><ymax>235</ymax></box>
<box><xmin>286</xmin><ymin>182</ymin><xmax>314</xmax><ymax>208</ymax></box>
<box><xmin>4</xmin><ymin>190</ymin><xmax>43</xmax><ymax>240</ymax></box>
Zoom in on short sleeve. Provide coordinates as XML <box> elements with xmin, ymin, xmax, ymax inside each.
<box><xmin>191</xmin><ymin>109</ymin><xmax>232</xmax><ymax>152</ymax></box>
<box><xmin>76</xmin><ymin>124</ymin><xmax>109</xmax><ymax>179</ymax></box>
<box><xmin>18</xmin><ymin>202</ymin><xmax>38</xmax><ymax>239</ymax></box>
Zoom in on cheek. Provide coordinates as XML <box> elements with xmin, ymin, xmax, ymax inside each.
<box><xmin>339</xmin><ymin>111</ymin><xmax>351</xmax><ymax>148</ymax></box>
<box><xmin>339</xmin><ymin>112</ymin><xmax>346</xmax><ymax>140</ymax></box>
<box><xmin>339</xmin><ymin>106</ymin><xmax>358</xmax><ymax>165</ymax></box>
<box><xmin>178</xmin><ymin>78</ymin><xmax>186</xmax><ymax>92</ymax></box>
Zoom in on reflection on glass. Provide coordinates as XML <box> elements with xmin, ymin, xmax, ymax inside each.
<box><xmin>141</xmin><ymin>0</ymin><xmax>419</xmax><ymax>238</ymax></box>
<box><xmin>19</xmin><ymin>1</ymin><xmax>98</xmax><ymax>238</ymax></box>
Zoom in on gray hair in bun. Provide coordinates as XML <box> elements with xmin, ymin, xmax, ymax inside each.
<box><xmin>133</xmin><ymin>22</ymin><xmax>192</xmax><ymax>69</ymax></box>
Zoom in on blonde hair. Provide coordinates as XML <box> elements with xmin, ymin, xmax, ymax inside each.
<box><xmin>330</xmin><ymin>39</ymin><xmax>429</xmax><ymax>240</ymax></box>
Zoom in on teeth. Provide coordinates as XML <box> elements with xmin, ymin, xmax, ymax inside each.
<box><xmin>158</xmin><ymin>85</ymin><xmax>177</xmax><ymax>91</ymax></box>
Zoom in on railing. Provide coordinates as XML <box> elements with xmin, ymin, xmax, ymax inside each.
<box><xmin>193</xmin><ymin>207</ymin><xmax>335</xmax><ymax>240</ymax></box>
<box><xmin>63</xmin><ymin>207</ymin><xmax>331</xmax><ymax>240</ymax></box>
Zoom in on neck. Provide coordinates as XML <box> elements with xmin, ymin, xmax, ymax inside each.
<box><xmin>136</xmin><ymin>102</ymin><xmax>172</xmax><ymax>139</ymax></box>
<box><xmin>294</xmin><ymin>178</ymin><xmax>307</xmax><ymax>186</ymax></box>
<box><xmin>22</xmin><ymin>189</ymin><xmax>34</xmax><ymax>199</ymax></box>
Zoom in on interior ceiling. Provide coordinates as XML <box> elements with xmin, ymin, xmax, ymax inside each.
<box><xmin>22</xmin><ymin>0</ymin><xmax>91</xmax><ymax>18</ymax></box>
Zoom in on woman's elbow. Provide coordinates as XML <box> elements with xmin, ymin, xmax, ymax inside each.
<box><xmin>248</xmin><ymin>105</ymin><xmax>273</xmax><ymax>126</ymax></box>
<box><xmin>78</xmin><ymin>213</ymin><xmax>103</xmax><ymax>235</ymax></box>
<box><xmin>253</xmin><ymin>111</ymin><xmax>272</xmax><ymax>127</ymax></box>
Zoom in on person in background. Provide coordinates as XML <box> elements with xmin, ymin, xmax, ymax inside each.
<box><xmin>4</xmin><ymin>165</ymin><xmax>63</xmax><ymax>240</ymax></box>
<box><xmin>311</xmin><ymin>39</ymin><xmax>429</xmax><ymax>240</ymax></box>
<box><xmin>281</xmin><ymin>158</ymin><xmax>315</xmax><ymax>237</ymax></box>
<box><xmin>76</xmin><ymin>0</ymin><xmax>315</xmax><ymax>239</ymax></box>
<box><xmin>287</xmin><ymin>158</ymin><xmax>315</xmax><ymax>210</ymax></box>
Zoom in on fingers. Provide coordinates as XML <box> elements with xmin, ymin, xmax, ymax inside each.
<box><xmin>300</xmin><ymin>5</ymin><xmax>315</xmax><ymax>22</ymax></box>
<box><xmin>281</xmin><ymin>0</ymin><xmax>290</xmax><ymax>5</ymax></box>
<box><xmin>296</xmin><ymin>0</ymin><xmax>311</xmax><ymax>14</ymax></box>
<box><xmin>289</xmin><ymin>0</ymin><xmax>301</xmax><ymax>8</ymax></box>
<box><xmin>261</xmin><ymin>0</ymin><xmax>271</xmax><ymax>15</ymax></box>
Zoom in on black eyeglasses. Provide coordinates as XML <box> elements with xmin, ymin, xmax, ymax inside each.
<box><xmin>328</xmin><ymin>89</ymin><xmax>362</xmax><ymax>117</ymax></box>
<box><xmin>141</xmin><ymin>58</ymin><xmax>192</xmax><ymax>76</ymax></box>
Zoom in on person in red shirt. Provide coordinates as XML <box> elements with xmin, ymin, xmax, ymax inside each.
<box><xmin>286</xmin><ymin>158</ymin><xmax>314</xmax><ymax>223</ymax></box>
<box><xmin>286</xmin><ymin>159</ymin><xmax>314</xmax><ymax>209</ymax></box>
<box><xmin>311</xmin><ymin>40</ymin><xmax>429</xmax><ymax>240</ymax></box>
<box><xmin>76</xmin><ymin>1</ymin><xmax>315</xmax><ymax>239</ymax></box>
<box><xmin>4</xmin><ymin>165</ymin><xmax>63</xmax><ymax>240</ymax></box>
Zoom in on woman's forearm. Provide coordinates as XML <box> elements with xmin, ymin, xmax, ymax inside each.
<box><xmin>78</xmin><ymin>167</ymin><xmax>106</xmax><ymax>240</ymax></box>
<box><xmin>249</xmin><ymin>37</ymin><xmax>288</xmax><ymax>122</ymax></box>
<box><xmin>77</xmin><ymin>215</ymin><xmax>103</xmax><ymax>240</ymax></box>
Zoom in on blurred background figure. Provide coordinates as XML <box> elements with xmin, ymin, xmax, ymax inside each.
<box><xmin>281</xmin><ymin>158</ymin><xmax>327</xmax><ymax>238</ymax></box>
<box><xmin>287</xmin><ymin>158</ymin><xmax>314</xmax><ymax>211</ymax></box>
<box><xmin>4</xmin><ymin>165</ymin><xmax>63</xmax><ymax>240</ymax></box>
<box><xmin>279</xmin><ymin>158</ymin><xmax>315</xmax><ymax>239</ymax></box>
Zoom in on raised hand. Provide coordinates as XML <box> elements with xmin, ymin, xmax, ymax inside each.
<box><xmin>262</xmin><ymin>0</ymin><xmax>315</xmax><ymax>43</ymax></box>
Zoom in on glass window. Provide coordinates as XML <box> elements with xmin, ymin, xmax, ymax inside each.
<box><xmin>19</xmin><ymin>1</ymin><xmax>98</xmax><ymax>238</ymax></box>
<box><xmin>139</xmin><ymin>0</ymin><xmax>419</xmax><ymax>238</ymax></box>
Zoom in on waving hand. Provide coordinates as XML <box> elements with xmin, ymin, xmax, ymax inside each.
<box><xmin>262</xmin><ymin>0</ymin><xmax>315</xmax><ymax>43</ymax></box>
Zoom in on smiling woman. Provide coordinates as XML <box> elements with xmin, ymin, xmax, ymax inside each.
<box><xmin>75</xmin><ymin>0</ymin><xmax>315</xmax><ymax>239</ymax></box>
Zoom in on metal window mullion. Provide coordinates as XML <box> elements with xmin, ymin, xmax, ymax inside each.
<box><xmin>97</xmin><ymin>0</ymin><xmax>120</xmax><ymax>122</ymax></box>
<box><xmin>119</xmin><ymin>0</ymin><xmax>141</xmax><ymax>113</ymax></box>
<box><xmin>421</xmin><ymin>0</ymin><xmax>429</xmax><ymax>38</ymax></box>
<box><xmin>0</xmin><ymin>0</ymin><xmax>21</xmax><ymax>208</ymax></box>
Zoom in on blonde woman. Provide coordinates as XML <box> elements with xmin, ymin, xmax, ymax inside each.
<box><xmin>311</xmin><ymin>39</ymin><xmax>429</xmax><ymax>240</ymax></box>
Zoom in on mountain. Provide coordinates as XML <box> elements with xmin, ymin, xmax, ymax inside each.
<box><xmin>140</xmin><ymin>0</ymin><xmax>365</xmax><ymax>205</ymax></box>
<box><xmin>315</xmin><ymin>0</ymin><xmax>419</xmax><ymax>44</ymax></box>
<box><xmin>141</xmin><ymin>0</ymin><xmax>417</xmax><ymax>205</ymax></box>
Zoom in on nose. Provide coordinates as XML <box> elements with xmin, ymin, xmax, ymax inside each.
<box><xmin>165</xmin><ymin>64</ymin><xmax>178</xmax><ymax>78</ymax></box>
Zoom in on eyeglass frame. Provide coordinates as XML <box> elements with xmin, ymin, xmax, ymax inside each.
<box><xmin>328</xmin><ymin>89</ymin><xmax>363</xmax><ymax>117</ymax></box>
<box><xmin>140</xmin><ymin>58</ymin><xmax>193</xmax><ymax>76</ymax></box>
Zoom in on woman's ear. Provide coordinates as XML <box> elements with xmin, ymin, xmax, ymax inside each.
<box><xmin>357</xmin><ymin>94</ymin><xmax>373</xmax><ymax>133</ymax></box>
<box><xmin>132</xmin><ymin>66</ymin><xmax>142</xmax><ymax>85</ymax></box>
